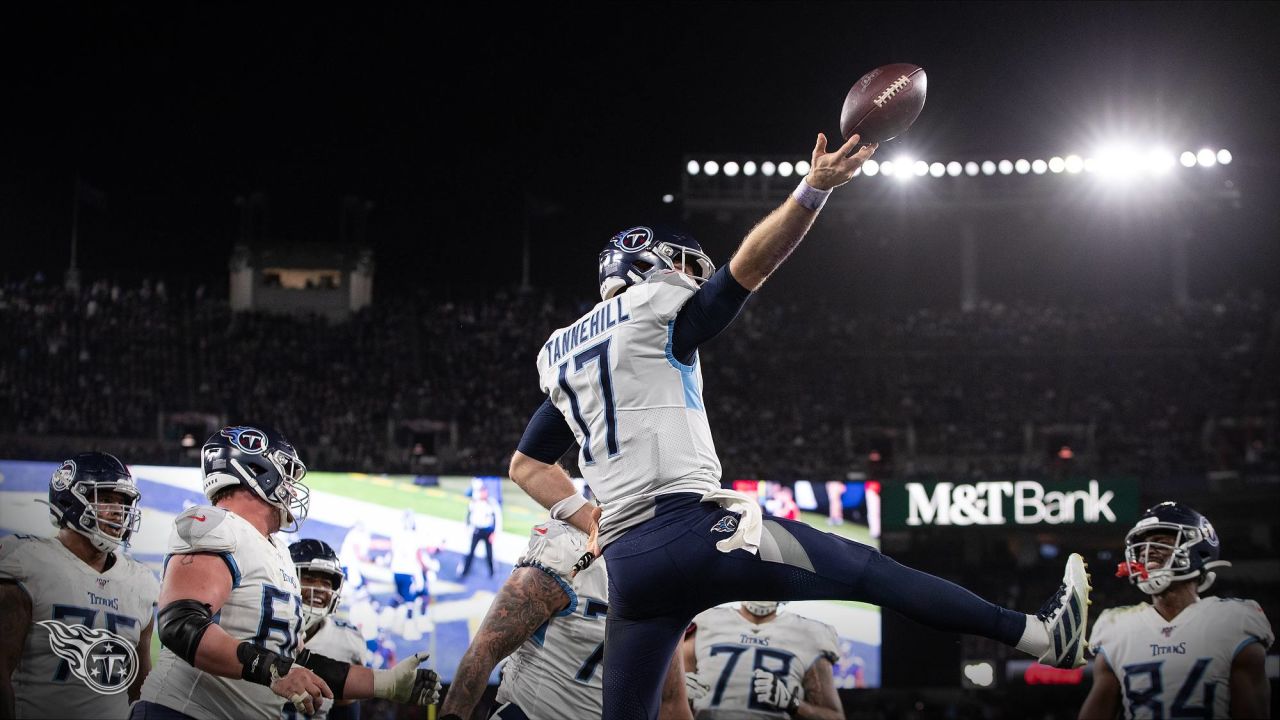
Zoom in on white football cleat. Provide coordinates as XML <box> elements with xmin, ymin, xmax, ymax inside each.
<box><xmin>1036</xmin><ymin>552</ymin><xmax>1092</xmax><ymax>669</ymax></box>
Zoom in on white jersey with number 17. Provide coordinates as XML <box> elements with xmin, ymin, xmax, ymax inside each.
<box><xmin>536</xmin><ymin>271</ymin><xmax>721</xmax><ymax>546</ymax></box>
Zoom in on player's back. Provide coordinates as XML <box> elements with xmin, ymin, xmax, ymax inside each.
<box><xmin>0</xmin><ymin>534</ymin><xmax>159</xmax><ymax>720</ymax></box>
<box><xmin>537</xmin><ymin>272</ymin><xmax>721</xmax><ymax>545</ymax></box>
<box><xmin>142</xmin><ymin>506</ymin><xmax>305</xmax><ymax>720</ymax></box>
<box><xmin>691</xmin><ymin>607</ymin><xmax>839</xmax><ymax>720</ymax></box>
<box><xmin>494</xmin><ymin>557</ymin><xmax>610</xmax><ymax>719</ymax></box>
<box><xmin>1089</xmin><ymin>597</ymin><xmax>1274</xmax><ymax>719</ymax></box>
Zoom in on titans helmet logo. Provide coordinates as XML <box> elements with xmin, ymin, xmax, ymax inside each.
<box><xmin>221</xmin><ymin>426</ymin><xmax>269</xmax><ymax>454</ymax></box>
<box><xmin>613</xmin><ymin>226</ymin><xmax>654</xmax><ymax>253</ymax></box>
<box><xmin>51</xmin><ymin>460</ymin><xmax>76</xmax><ymax>491</ymax></box>
<box><xmin>1200</xmin><ymin>516</ymin><xmax>1219</xmax><ymax>546</ymax></box>
<box><xmin>38</xmin><ymin>620</ymin><xmax>137</xmax><ymax>695</ymax></box>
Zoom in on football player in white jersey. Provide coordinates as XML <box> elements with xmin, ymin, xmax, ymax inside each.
<box><xmin>0</xmin><ymin>452</ymin><xmax>158</xmax><ymax>720</ymax></box>
<box><xmin>439</xmin><ymin>519</ymin><xmax>691</xmax><ymax>720</ymax></box>
<box><xmin>134</xmin><ymin>425</ymin><xmax>441</xmax><ymax>720</ymax></box>
<box><xmin>510</xmin><ymin>129</ymin><xmax>1093</xmax><ymax>720</ymax></box>
<box><xmin>682</xmin><ymin>602</ymin><xmax>842</xmax><ymax>720</ymax></box>
<box><xmin>1080</xmin><ymin>502</ymin><xmax>1272</xmax><ymax>719</ymax></box>
<box><xmin>285</xmin><ymin>539</ymin><xmax>368</xmax><ymax>720</ymax></box>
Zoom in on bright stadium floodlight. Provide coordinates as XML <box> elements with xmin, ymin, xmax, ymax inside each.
<box><xmin>1217</xmin><ymin>149</ymin><xmax>1232</xmax><ymax>165</ymax></box>
<box><xmin>1065</xmin><ymin>154</ymin><xmax>1084</xmax><ymax>174</ymax></box>
<box><xmin>930</xmin><ymin>162</ymin><xmax>946</xmax><ymax>178</ymax></box>
<box><xmin>762</xmin><ymin>161</ymin><xmax>776</xmax><ymax>177</ymax></box>
<box><xmin>998</xmin><ymin>159</ymin><xmax>1013</xmax><ymax>175</ymax></box>
<box><xmin>1094</xmin><ymin>145</ymin><xmax>1144</xmax><ymax>180</ymax></box>
<box><xmin>796</xmin><ymin>160</ymin><xmax>811</xmax><ymax>176</ymax></box>
<box><xmin>1180</xmin><ymin>151</ymin><xmax>1197</xmax><ymax>168</ymax></box>
<box><xmin>947</xmin><ymin>161</ymin><xmax>963</xmax><ymax>177</ymax></box>
<box><xmin>981</xmin><ymin>160</ymin><xmax>997</xmax><ymax>176</ymax></box>
<box><xmin>1145</xmin><ymin>149</ymin><xmax>1175</xmax><ymax>176</ymax></box>
<box><xmin>1048</xmin><ymin>156</ymin><xmax>1065</xmax><ymax>173</ymax></box>
<box><xmin>723</xmin><ymin>161</ymin><xmax>740</xmax><ymax>177</ymax></box>
<box><xmin>1032</xmin><ymin>159</ymin><xmax>1047</xmax><ymax>175</ymax></box>
<box><xmin>687</xmin><ymin>160</ymin><xmax>700</xmax><ymax>175</ymax></box>
<box><xmin>704</xmin><ymin>160</ymin><xmax>720</xmax><ymax>176</ymax></box>
<box><xmin>1084</xmin><ymin>157</ymin><xmax>1100</xmax><ymax>173</ymax></box>
<box><xmin>743</xmin><ymin>160</ymin><xmax>758</xmax><ymax>176</ymax></box>
<box><xmin>662</xmin><ymin>194</ymin><xmax>675</xmax><ymax>204</ymax></box>
<box><xmin>1196</xmin><ymin>148</ymin><xmax>1217</xmax><ymax>167</ymax></box>
<box><xmin>913</xmin><ymin>160</ymin><xmax>929</xmax><ymax>177</ymax></box>
<box><xmin>965</xmin><ymin>161</ymin><xmax>980</xmax><ymax>176</ymax></box>
<box><xmin>862</xmin><ymin>159</ymin><xmax>880</xmax><ymax>176</ymax></box>
<box><xmin>879</xmin><ymin>160</ymin><xmax>895</xmax><ymax>176</ymax></box>
<box><xmin>1014</xmin><ymin>159</ymin><xmax>1031</xmax><ymax>175</ymax></box>
<box><xmin>778</xmin><ymin>161</ymin><xmax>794</xmax><ymax>177</ymax></box>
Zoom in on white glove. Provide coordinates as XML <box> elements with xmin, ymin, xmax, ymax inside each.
<box><xmin>752</xmin><ymin>668</ymin><xmax>800</xmax><ymax>714</ymax></box>
<box><xmin>515</xmin><ymin>520</ymin><xmax>595</xmax><ymax>578</ymax></box>
<box><xmin>371</xmin><ymin>651</ymin><xmax>441</xmax><ymax>705</ymax></box>
<box><xmin>684</xmin><ymin>672</ymin><xmax>711</xmax><ymax>704</ymax></box>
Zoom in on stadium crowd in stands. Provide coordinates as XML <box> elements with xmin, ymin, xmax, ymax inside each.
<box><xmin>1</xmin><ymin>273</ymin><xmax>1275</xmax><ymax>484</ymax></box>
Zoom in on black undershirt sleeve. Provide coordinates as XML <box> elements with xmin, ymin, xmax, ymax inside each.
<box><xmin>515</xmin><ymin>398</ymin><xmax>577</xmax><ymax>464</ymax></box>
<box><xmin>671</xmin><ymin>264</ymin><xmax>753</xmax><ymax>364</ymax></box>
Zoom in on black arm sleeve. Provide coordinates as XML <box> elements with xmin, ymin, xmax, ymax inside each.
<box><xmin>297</xmin><ymin>649</ymin><xmax>353</xmax><ymax>700</ymax></box>
<box><xmin>157</xmin><ymin>599</ymin><xmax>214</xmax><ymax>666</ymax></box>
<box><xmin>671</xmin><ymin>264</ymin><xmax>752</xmax><ymax>364</ymax></box>
<box><xmin>515</xmin><ymin>398</ymin><xmax>577</xmax><ymax>463</ymax></box>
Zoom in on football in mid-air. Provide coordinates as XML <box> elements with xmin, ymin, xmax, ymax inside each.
<box><xmin>839</xmin><ymin>63</ymin><xmax>927</xmax><ymax>143</ymax></box>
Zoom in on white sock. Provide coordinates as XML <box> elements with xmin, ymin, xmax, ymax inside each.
<box><xmin>1015</xmin><ymin>613</ymin><xmax>1049</xmax><ymax>656</ymax></box>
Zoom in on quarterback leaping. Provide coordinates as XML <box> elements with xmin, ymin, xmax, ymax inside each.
<box><xmin>510</xmin><ymin>131</ymin><xmax>1092</xmax><ymax>720</ymax></box>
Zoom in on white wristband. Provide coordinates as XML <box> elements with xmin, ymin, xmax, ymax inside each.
<box><xmin>550</xmin><ymin>493</ymin><xmax>588</xmax><ymax>521</ymax></box>
<box><xmin>791</xmin><ymin>178</ymin><xmax>831</xmax><ymax>212</ymax></box>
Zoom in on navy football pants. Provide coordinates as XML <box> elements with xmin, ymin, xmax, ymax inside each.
<box><xmin>602</xmin><ymin>493</ymin><xmax>1027</xmax><ymax>720</ymax></box>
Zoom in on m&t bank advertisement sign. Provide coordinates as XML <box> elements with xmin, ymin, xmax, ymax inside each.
<box><xmin>883</xmin><ymin>479</ymin><xmax>1139</xmax><ymax>529</ymax></box>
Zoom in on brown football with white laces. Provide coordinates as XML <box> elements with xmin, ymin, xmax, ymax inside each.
<box><xmin>839</xmin><ymin>63</ymin><xmax>927</xmax><ymax>143</ymax></box>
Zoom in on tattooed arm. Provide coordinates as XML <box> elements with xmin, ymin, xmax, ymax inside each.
<box><xmin>0</xmin><ymin>582</ymin><xmax>33</xmax><ymax>720</ymax></box>
<box><xmin>439</xmin><ymin>566</ymin><xmax>568</xmax><ymax>718</ymax></box>
<box><xmin>793</xmin><ymin>658</ymin><xmax>843</xmax><ymax>720</ymax></box>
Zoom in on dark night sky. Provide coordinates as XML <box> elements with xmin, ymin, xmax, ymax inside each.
<box><xmin>2</xmin><ymin>2</ymin><xmax>1277</xmax><ymax>296</ymax></box>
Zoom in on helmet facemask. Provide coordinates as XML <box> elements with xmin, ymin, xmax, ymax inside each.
<box><xmin>598</xmin><ymin>226</ymin><xmax>716</xmax><ymax>301</ymax></box>
<box><xmin>1120</xmin><ymin>522</ymin><xmax>1231</xmax><ymax>595</ymax></box>
<box><xmin>297</xmin><ymin>566</ymin><xmax>343</xmax><ymax>634</ymax></box>
<box><xmin>41</xmin><ymin>457</ymin><xmax>142</xmax><ymax>553</ymax></box>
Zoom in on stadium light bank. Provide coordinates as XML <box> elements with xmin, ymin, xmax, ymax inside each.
<box><xmin>685</xmin><ymin>146</ymin><xmax>1233</xmax><ymax>182</ymax></box>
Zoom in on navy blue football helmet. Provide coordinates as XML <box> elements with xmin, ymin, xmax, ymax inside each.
<box><xmin>598</xmin><ymin>225</ymin><xmax>715</xmax><ymax>300</ymax></box>
<box><xmin>201</xmin><ymin>425</ymin><xmax>309</xmax><ymax>532</ymax></box>
<box><xmin>290</xmin><ymin>539</ymin><xmax>344</xmax><ymax>632</ymax></box>
<box><xmin>1119</xmin><ymin>501</ymin><xmax>1231</xmax><ymax>594</ymax></box>
<box><xmin>39</xmin><ymin>452</ymin><xmax>141</xmax><ymax>552</ymax></box>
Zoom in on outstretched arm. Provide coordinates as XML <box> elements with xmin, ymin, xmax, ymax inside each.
<box><xmin>727</xmin><ymin>133</ymin><xmax>877</xmax><ymax>291</ymax></box>
<box><xmin>438</xmin><ymin>567</ymin><xmax>568</xmax><ymax>718</ymax></box>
